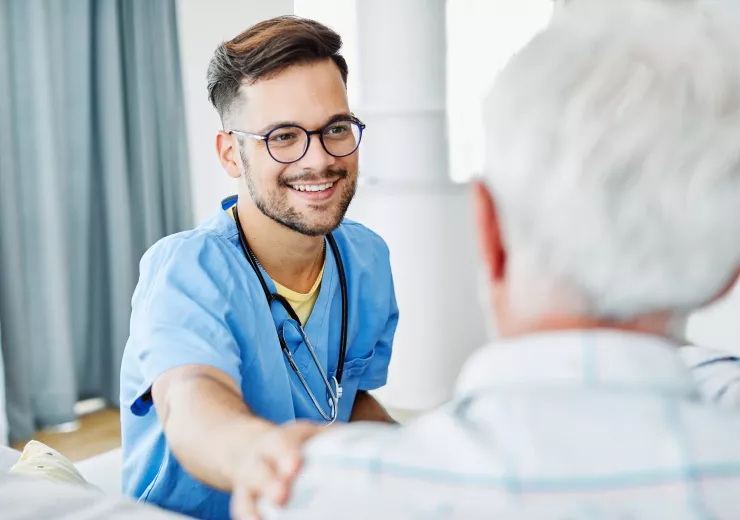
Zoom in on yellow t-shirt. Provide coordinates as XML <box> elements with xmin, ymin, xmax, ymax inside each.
<box><xmin>272</xmin><ymin>267</ymin><xmax>324</xmax><ymax>326</ymax></box>
<box><xmin>229</xmin><ymin>207</ymin><xmax>324</xmax><ymax>325</ymax></box>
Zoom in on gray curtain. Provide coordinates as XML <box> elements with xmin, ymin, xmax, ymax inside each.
<box><xmin>0</xmin><ymin>321</ymin><xmax>7</xmax><ymax>445</ymax></box>
<box><xmin>0</xmin><ymin>0</ymin><xmax>192</xmax><ymax>443</ymax></box>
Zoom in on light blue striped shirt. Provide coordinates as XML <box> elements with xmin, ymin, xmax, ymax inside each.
<box><xmin>271</xmin><ymin>331</ymin><xmax>740</xmax><ymax>519</ymax></box>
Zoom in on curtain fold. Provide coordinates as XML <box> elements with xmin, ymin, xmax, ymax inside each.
<box><xmin>0</xmin><ymin>321</ymin><xmax>7</xmax><ymax>445</ymax></box>
<box><xmin>0</xmin><ymin>0</ymin><xmax>192</xmax><ymax>443</ymax></box>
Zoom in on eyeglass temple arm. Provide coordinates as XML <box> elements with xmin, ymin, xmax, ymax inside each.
<box><xmin>229</xmin><ymin>130</ymin><xmax>266</xmax><ymax>141</ymax></box>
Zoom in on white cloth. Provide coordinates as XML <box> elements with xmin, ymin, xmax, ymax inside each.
<box><xmin>0</xmin><ymin>475</ymin><xmax>187</xmax><ymax>519</ymax></box>
<box><xmin>0</xmin><ymin>445</ymin><xmax>20</xmax><ymax>473</ymax></box>
<box><xmin>274</xmin><ymin>331</ymin><xmax>740</xmax><ymax>519</ymax></box>
<box><xmin>679</xmin><ymin>345</ymin><xmax>740</xmax><ymax>407</ymax></box>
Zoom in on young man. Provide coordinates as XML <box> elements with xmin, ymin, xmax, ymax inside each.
<box><xmin>270</xmin><ymin>1</ymin><xmax>740</xmax><ymax>518</ymax></box>
<box><xmin>119</xmin><ymin>17</ymin><xmax>398</xmax><ymax>520</ymax></box>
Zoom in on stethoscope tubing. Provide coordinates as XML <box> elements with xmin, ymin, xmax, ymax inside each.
<box><xmin>232</xmin><ymin>203</ymin><xmax>349</xmax><ymax>422</ymax></box>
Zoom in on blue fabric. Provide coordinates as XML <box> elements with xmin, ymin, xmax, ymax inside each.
<box><xmin>120</xmin><ymin>199</ymin><xmax>398</xmax><ymax>519</ymax></box>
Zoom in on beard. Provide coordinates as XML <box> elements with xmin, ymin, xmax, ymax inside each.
<box><xmin>240</xmin><ymin>147</ymin><xmax>357</xmax><ymax>237</ymax></box>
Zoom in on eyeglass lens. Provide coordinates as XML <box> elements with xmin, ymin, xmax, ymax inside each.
<box><xmin>267</xmin><ymin>120</ymin><xmax>362</xmax><ymax>163</ymax></box>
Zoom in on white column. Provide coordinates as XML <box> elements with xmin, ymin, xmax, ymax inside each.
<box><xmin>348</xmin><ymin>0</ymin><xmax>487</xmax><ymax>411</ymax></box>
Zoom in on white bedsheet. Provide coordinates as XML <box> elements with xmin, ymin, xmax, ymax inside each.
<box><xmin>0</xmin><ymin>445</ymin><xmax>20</xmax><ymax>473</ymax></box>
<box><xmin>0</xmin><ymin>475</ymin><xmax>187</xmax><ymax>519</ymax></box>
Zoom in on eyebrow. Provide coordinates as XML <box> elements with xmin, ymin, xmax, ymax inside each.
<box><xmin>256</xmin><ymin>112</ymin><xmax>355</xmax><ymax>135</ymax></box>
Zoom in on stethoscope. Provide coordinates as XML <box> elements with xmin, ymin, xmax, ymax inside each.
<box><xmin>232</xmin><ymin>203</ymin><xmax>348</xmax><ymax>424</ymax></box>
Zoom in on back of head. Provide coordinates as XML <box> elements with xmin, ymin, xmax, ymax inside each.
<box><xmin>483</xmin><ymin>0</ymin><xmax>740</xmax><ymax>320</ymax></box>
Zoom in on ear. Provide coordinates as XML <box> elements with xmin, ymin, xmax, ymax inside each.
<box><xmin>216</xmin><ymin>131</ymin><xmax>242</xmax><ymax>179</ymax></box>
<box><xmin>472</xmin><ymin>181</ymin><xmax>506</xmax><ymax>283</ymax></box>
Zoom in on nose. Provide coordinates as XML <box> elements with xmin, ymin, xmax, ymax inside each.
<box><xmin>297</xmin><ymin>133</ymin><xmax>337</xmax><ymax>172</ymax></box>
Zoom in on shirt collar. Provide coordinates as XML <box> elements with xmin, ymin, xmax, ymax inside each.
<box><xmin>456</xmin><ymin>330</ymin><xmax>700</xmax><ymax>400</ymax></box>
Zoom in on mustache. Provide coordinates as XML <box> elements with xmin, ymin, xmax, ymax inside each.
<box><xmin>279</xmin><ymin>168</ymin><xmax>350</xmax><ymax>186</ymax></box>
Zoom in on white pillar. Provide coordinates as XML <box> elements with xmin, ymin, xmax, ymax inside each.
<box><xmin>348</xmin><ymin>0</ymin><xmax>487</xmax><ymax>411</ymax></box>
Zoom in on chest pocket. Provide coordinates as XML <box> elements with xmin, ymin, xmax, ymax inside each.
<box><xmin>333</xmin><ymin>350</ymin><xmax>375</xmax><ymax>422</ymax></box>
<box><xmin>341</xmin><ymin>351</ymin><xmax>374</xmax><ymax>380</ymax></box>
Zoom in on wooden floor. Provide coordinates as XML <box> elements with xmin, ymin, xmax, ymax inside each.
<box><xmin>11</xmin><ymin>409</ymin><xmax>121</xmax><ymax>463</ymax></box>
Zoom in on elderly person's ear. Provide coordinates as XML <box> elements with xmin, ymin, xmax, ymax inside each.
<box><xmin>472</xmin><ymin>181</ymin><xmax>506</xmax><ymax>282</ymax></box>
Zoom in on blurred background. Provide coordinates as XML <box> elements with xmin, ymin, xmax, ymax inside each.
<box><xmin>0</xmin><ymin>0</ymin><xmax>738</xmax><ymax>458</ymax></box>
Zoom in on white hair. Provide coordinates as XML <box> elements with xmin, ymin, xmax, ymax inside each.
<box><xmin>483</xmin><ymin>0</ymin><xmax>740</xmax><ymax>320</ymax></box>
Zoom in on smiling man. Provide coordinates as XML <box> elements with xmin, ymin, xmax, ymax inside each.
<box><xmin>119</xmin><ymin>16</ymin><xmax>398</xmax><ymax>520</ymax></box>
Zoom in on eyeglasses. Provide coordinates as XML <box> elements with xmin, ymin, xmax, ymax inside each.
<box><xmin>229</xmin><ymin>117</ymin><xmax>366</xmax><ymax>164</ymax></box>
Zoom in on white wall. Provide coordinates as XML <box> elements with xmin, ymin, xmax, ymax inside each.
<box><xmin>446</xmin><ymin>0</ymin><xmax>552</xmax><ymax>182</ymax></box>
<box><xmin>687</xmin><ymin>285</ymin><xmax>740</xmax><ymax>354</ymax></box>
<box><xmin>177</xmin><ymin>0</ymin><xmax>294</xmax><ymax>224</ymax></box>
<box><xmin>294</xmin><ymin>0</ymin><xmax>359</xmax><ymax>106</ymax></box>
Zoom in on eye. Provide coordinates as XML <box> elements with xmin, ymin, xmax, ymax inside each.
<box><xmin>324</xmin><ymin>122</ymin><xmax>351</xmax><ymax>138</ymax></box>
<box><xmin>270</xmin><ymin>131</ymin><xmax>298</xmax><ymax>142</ymax></box>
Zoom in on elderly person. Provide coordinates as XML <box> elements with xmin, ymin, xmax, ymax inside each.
<box><xmin>252</xmin><ymin>1</ymin><xmax>740</xmax><ymax>518</ymax></box>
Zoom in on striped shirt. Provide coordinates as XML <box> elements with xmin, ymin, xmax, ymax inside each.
<box><xmin>271</xmin><ymin>331</ymin><xmax>740</xmax><ymax>519</ymax></box>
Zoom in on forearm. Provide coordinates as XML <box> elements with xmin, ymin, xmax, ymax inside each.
<box><xmin>349</xmin><ymin>391</ymin><xmax>396</xmax><ymax>423</ymax></box>
<box><xmin>154</xmin><ymin>369</ymin><xmax>273</xmax><ymax>491</ymax></box>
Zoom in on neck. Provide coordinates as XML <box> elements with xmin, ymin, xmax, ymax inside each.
<box><xmin>497</xmin><ymin>312</ymin><xmax>686</xmax><ymax>345</ymax></box>
<box><xmin>236</xmin><ymin>197</ymin><xmax>325</xmax><ymax>293</ymax></box>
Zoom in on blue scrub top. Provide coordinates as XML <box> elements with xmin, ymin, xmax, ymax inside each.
<box><xmin>119</xmin><ymin>198</ymin><xmax>399</xmax><ymax>520</ymax></box>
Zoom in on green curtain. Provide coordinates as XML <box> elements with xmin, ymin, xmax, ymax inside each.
<box><xmin>0</xmin><ymin>0</ymin><xmax>192</xmax><ymax>443</ymax></box>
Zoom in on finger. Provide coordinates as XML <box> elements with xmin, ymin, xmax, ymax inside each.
<box><xmin>257</xmin><ymin>459</ymin><xmax>292</xmax><ymax>506</ymax></box>
<box><xmin>235</xmin><ymin>459</ymin><xmax>284</xmax><ymax>515</ymax></box>
<box><xmin>256</xmin><ymin>464</ymin><xmax>295</xmax><ymax>508</ymax></box>
<box><xmin>287</xmin><ymin>421</ymin><xmax>322</xmax><ymax>441</ymax></box>
<box><xmin>273</xmin><ymin>446</ymin><xmax>302</xmax><ymax>477</ymax></box>
<box><xmin>248</xmin><ymin>457</ymin><xmax>288</xmax><ymax>506</ymax></box>
<box><xmin>264</xmin><ymin>477</ymin><xmax>291</xmax><ymax>507</ymax></box>
<box><xmin>230</xmin><ymin>487</ymin><xmax>260</xmax><ymax>520</ymax></box>
<box><xmin>272</xmin><ymin>423</ymin><xmax>321</xmax><ymax>476</ymax></box>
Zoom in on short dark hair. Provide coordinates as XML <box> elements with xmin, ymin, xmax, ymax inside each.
<box><xmin>207</xmin><ymin>15</ymin><xmax>349</xmax><ymax>125</ymax></box>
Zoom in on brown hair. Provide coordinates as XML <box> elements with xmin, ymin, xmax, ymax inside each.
<box><xmin>207</xmin><ymin>15</ymin><xmax>349</xmax><ymax>125</ymax></box>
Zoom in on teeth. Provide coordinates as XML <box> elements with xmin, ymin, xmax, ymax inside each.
<box><xmin>290</xmin><ymin>182</ymin><xmax>334</xmax><ymax>192</ymax></box>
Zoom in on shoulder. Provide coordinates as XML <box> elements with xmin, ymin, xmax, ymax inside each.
<box><xmin>142</xmin><ymin>228</ymin><xmax>237</xmax><ymax>276</ymax></box>
<box><xmin>135</xmin><ymin>221</ymin><xmax>243</xmax><ymax>308</ymax></box>
<box><xmin>333</xmin><ymin>219</ymin><xmax>391</xmax><ymax>268</ymax></box>
<box><xmin>141</xmin><ymin>210</ymin><xmax>239</xmax><ymax>273</ymax></box>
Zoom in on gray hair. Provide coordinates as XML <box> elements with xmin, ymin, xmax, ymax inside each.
<box><xmin>483</xmin><ymin>0</ymin><xmax>740</xmax><ymax>319</ymax></box>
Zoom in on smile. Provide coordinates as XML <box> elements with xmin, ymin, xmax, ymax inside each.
<box><xmin>288</xmin><ymin>182</ymin><xmax>335</xmax><ymax>192</ymax></box>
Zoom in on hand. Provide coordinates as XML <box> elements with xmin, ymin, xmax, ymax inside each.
<box><xmin>229</xmin><ymin>421</ymin><xmax>323</xmax><ymax>520</ymax></box>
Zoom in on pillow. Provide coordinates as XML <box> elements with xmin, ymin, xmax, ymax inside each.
<box><xmin>8</xmin><ymin>440</ymin><xmax>89</xmax><ymax>487</ymax></box>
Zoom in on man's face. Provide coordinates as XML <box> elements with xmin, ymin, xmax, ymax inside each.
<box><xmin>234</xmin><ymin>59</ymin><xmax>358</xmax><ymax>236</ymax></box>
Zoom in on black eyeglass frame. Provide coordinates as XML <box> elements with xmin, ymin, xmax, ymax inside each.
<box><xmin>229</xmin><ymin>117</ymin><xmax>366</xmax><ymax>164</ymax></box>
